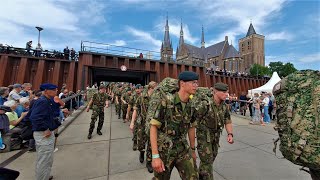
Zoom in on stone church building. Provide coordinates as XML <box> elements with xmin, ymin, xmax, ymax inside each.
<box><xmin>160</xmin><ymin>17</ymin><xmax>265</xmax><ymax>73</ymax></box>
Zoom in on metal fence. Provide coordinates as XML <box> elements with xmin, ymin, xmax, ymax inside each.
<box><xmin>81</xmin><ymin>41</ymin><xmax>162</xmax><ymax>60</ymax></box>
<box><xmin>0</xmin><ymin>45</ymin><xmax>79</xmax><ymax>61</ymax></box>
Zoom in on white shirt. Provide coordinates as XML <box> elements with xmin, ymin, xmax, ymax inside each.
<box><xmin>8</xmin><ymin>90</ymin><xmax>22</xmax><ymax>101</ymax></box>
<box><xmin>263</xmin><ymin>97</ymin><xmax>270</xmax><ymax>107</ymax></box>
<box><xmin>59</xmin><ymin>92</ymin><xmax>64</xmax><ymax>98</ymax></box>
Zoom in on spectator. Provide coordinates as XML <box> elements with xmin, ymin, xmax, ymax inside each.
<box><xmin>19</xmin><ymin>83</ymin><xmax>32</xmax><ymax>98</ymax></box>
<box><xmin>139</xmin><ymin>53</ymin><xmax>143</xmax><ymax>58</ymax></box>
<box><xmin>250</xmin><ymin>93</ymin><xmax>265</xmax><ymax>126</ymax></box>
<box><xmin>15</xmin><ymin>97</ymin><xmax>29</xmax><ymax>118</ymax></box>
<box><xmin>35</xmin><ymin>43</ymin><xmax>42</xmax><ymax>57</ymax></box>
<box><xmin>30</xmin><ymin>83</ymin><xmax>59</xmax><ymax>180</ymax></box>
<box><xmin>58</xmin><ymin>88</ymin><xmax>65</xmax><ymax>99</ymax></box>
<box><xmin>4</xmin><ymin>100</ymin><xmax>27</xmax><ymax>133</ymax></box>
<box><xmin>239</xmin><ymin>92</ymin><xmax>247</xmax><ymax>116</ymax></box>
<box><xmin>8</xmin><ymin>84</ymin><xmax>22</xmax><ymax>102</ymax></box>
<box><xmin>26</xmin><ymin>41</ymin><xmax>32</xmax><ymax>55</ymax></box>
<box><xmin>63</xmin><ymin>46</ymin><xmax>70</xmax><ymax>60</ymax></box>
<box><xmin>268</xmin><ymin>92</ymin><xmax>275</xmax><ymax>121</ymax></box>
<box><xmin>70</xmin><ymin>48</ymin><xmax>75</xmax><ymax>60</ymax></box>
<box><xmin>0</xmin><ymin>105</ymin><xmax>11</xmax><ymax>135</ymax></box>
<box><xmin>0</xmin><ymin>87</ymin><xmax>9</xmax><ymax>105</ymax></box>
<box><xmin>262</xmin><ymin>93</ymin><xmax>271</xmax><ymax>124</ymax></box>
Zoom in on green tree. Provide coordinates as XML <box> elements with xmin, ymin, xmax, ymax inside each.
<box><xmin>249</xmin><ymin>64</ymin><xmax>270</xmax><ymax>76</ymax></box>
<box><xmin>269</xmin><ymin>61</ymin><xmax>297</xmax><ymax>78</ymax></box>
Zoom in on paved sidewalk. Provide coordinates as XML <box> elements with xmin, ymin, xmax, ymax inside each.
<box><xmin>1</xmin><ymin>105</ymin><xmax>311</xmax><ymax>180</ymax></box>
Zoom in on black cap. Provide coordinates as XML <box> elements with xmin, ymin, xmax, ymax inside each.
<box><xmin>178</xmin><ymin>71</ymin><xmax>199</xmax><ymax>81</ymax></box>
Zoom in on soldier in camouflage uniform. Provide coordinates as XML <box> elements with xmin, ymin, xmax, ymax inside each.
<box><xmin>121</xmin><ymin>87</ymin><xmax>132</xmax><ymax>123</ymax></box>
<box><xmin>115</xmin><ymin>84</ymin><xmax>123</xmax><ymax>119</ymax></box>
<box><xmin>192</xmin><ymin>83</ymin><xmax>234</xmax><ymax>180</ymax></box>
<box><xmin>131</xmin><ymin>82</ymin><xmax>157</xmax><ymax>173</ymax></box>
<box><xmin>147</xmin><ymin>71</ymin><xmax>199</xmax><ymax>180</ymax></box>
<box><xmin>86</xmin><ymin>85</ymin><xmax>110</xmax><ymax>139</ymax></box>
<box><xmin>128</xmin><ymin>85</ymin><xmax>143</xmax><ymax>151</ymax></box>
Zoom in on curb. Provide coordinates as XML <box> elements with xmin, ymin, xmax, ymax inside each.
<box><xmin>57</xmin><ymin>106</ymin><xmax>86</xmax><ymax>135</ymax></box>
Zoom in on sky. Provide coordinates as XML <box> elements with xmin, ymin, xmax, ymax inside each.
<box><xmin>0</xmin><ymin>0</ymin><xmax>319</xmax><ymax>70</ymax></box>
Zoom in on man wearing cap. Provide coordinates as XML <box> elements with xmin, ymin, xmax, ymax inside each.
<box><xmin>29</xmin><ymin>83</ymin><xmax>58</xmax><ymax>180</ymax></box>
<box><xmin>86</xmin><ymin>85</ymin><xmax>110</xmax><ymax>139</ymax></box>
<box><xmin>148</xmin><ymin>71</ymin><xmax>199</xmax><ymax>179</ymax></box>
<box><xmin>8</xmin><ymin>84</ymin><xmax>22</xmax><ymax>102</ymax></box>
<box><xmin>195</xmin><ymin>82</ymin><xmax>234</xmax><ymax>180</ymax></box>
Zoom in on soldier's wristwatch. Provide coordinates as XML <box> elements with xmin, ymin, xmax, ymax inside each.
<box><xmin>227</xmin><ymin>133</ymin><xmax>233</xmax><ymax>137</ymax></box>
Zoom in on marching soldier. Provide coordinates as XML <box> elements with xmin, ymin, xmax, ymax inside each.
<box><xmin>131</xmin><ymin>81</ymin><xmax>157</xmax><ymax>173</ymax></box>
<box><xmin>147</xmin><ymin>71</ymin><xmax>199</xmax><ymax>179</ymax></box>
<box><xmin>86</xmin><ymin>85</ymin><xmax>110</xmax><ymax>139</ymax></box>
<box><xmin>121</xmin><ymin>87</ymin><xmax>132</xmax><ymax>123</ymax></box>
<box><xmin>194</xmin><ymin>83</ymin><xmax>234</xmax><ymax>180</ymax></box>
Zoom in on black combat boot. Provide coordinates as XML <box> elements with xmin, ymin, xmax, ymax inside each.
<box><xmin>87</xmin><ymin>134</ymin><xmax>92</xmax><ymax>139</ymax></box>
<box><xmin>146</xmin><ymin>161</ymin><xmax>153</xmax><ymax>173</ymax></box>
<box><xmin>97</xmin><ymin>131</ymin><xmax>102</xmax><ymax>135</ymax></box>
<box><xmin>139</xmin><ymin>151</ymin><xmax>145</xmax><ymax>163</ymax></box>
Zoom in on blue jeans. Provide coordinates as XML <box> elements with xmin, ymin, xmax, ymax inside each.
<box><xmin>263</xmin><ymin>106</ymin><xmax>270</xmax><ymax>123</ymax></box>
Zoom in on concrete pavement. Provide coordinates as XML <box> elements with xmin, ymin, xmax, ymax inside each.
<box><xmin>1</xmin><ymin>105</ymin><xmax>312</xmax><ymax>180</ymax></box>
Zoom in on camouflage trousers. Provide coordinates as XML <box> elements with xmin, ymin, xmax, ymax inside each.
<box><xmin>196</xmin><ymin>124</ymin><xmax>221</xmax><ymax>180</ymax></box>
<box><xmin>89</xmin><ymin>109</ymin><xmax>104</xmax><ymax>134</ymax></box>
<box><xmin>153</xmin><ymin>141</ymin><xmax>198</xmax><ymax>180</ymax></box>
<box><xmin>115</xmin><ymin>102</ymin><xmax>121</xmax><ymax>115</ymax></box>
<box><xmin>135</xmin><ymin>117</ymin><xmax>151</xmax><ymax>162</ymax></box>
<box><xmin>121</xmin><ymin>104</ymin><xmax>128</xmax><ymax>120</ymax></box>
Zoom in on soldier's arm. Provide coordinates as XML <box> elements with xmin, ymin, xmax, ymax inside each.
<box><xmin>188</xmin><ymin>126</ymin><xmax>196</xmax><ymax>151</ymax></box>
<box><xmin>121</xmin><ymin>96</ymin><xmax>126</xmax><ymax>104</ymax></box>
<box><xmin>86</xmin><ymin>98</ymin><xmax>93</xmax><ymax>111</ymax></box>
<box><xmin>150</xmin><ymin>125</ymin><xmax>159</xmax><ymax>155</ymax></box>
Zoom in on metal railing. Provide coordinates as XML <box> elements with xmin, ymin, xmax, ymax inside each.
<box><xmin>0</xmin><ymin>45</ymin><xmax>79</xmax><ymax>61</ymax></box>
<box><xmin>61</xmin><ymin>91</ymin><xmax>86</xmax><ymax>111</ymax></box>
<box><xmin>81</xmin><ymin>41</ymin><xmax>162</xmax><ymax>60</ymax></box>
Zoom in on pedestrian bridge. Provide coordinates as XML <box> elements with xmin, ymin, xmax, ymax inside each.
<box><xmin>0</xmin><ymin>105</ymin><xmax>310</xmax><ymax>180</ymax></box>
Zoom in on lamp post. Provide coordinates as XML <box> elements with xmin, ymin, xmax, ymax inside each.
<box><xmin>35</xmin><ymin>26</ymin><xmax>44</xmax><ymax>45</ymax></box>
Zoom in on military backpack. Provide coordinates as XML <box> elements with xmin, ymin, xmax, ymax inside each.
<box><xmin>273</xmin><ymin>70</ymin><xmax>320</xmax><ymax>170</ymax></box>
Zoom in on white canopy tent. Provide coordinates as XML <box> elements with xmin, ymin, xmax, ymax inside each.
<box><xmin>248</xmin><ymin>72</ymin><xmax>281</xmax><ymax>95</ymax></box>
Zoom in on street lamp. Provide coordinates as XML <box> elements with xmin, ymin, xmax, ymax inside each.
<box><xmin>35</xmin><ymin>26</ymin><xmax>44</xmax><ymax>44</ymax></box>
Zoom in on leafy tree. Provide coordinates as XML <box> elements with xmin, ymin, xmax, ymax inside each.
<box><xmin>269</xmin><ymin>61</ymin><xmax>297</xmax><ymax>78</ymax></box>
<box><xmin>249</xmin><ymin>64</ymin><xmax>270</xmax><ymax>76</ymax></box>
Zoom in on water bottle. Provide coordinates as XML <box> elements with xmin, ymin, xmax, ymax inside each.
<box><xmin>0</xmin><ymin>131</ymin><xmax>6</xmax><ymax>150</ymax></box>
<box><xmin>0</xmin><ymin>132</ymin><xmax>4</xmax><ymax>150</ymax></box>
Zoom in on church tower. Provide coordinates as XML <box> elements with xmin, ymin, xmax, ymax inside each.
<box><xmin>160</xmin><ymin>15</ymin><xmax>173</xmax><ymax>62</ymax></box>
<box><xmin>238</xmin><ymin>22</ymin><xmax>265</xmax><ymax>72</ymax></box>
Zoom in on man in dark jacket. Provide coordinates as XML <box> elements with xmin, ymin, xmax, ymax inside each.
<box><xmin>30</xmin><ymin>83</ymin><xmax>58</xmax><ymax>180</ymax></box>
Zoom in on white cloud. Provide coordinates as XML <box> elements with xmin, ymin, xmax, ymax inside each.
<box><xmin>299</xmin><ymin>53</ymin><xmax>320</xmax><ymax>63</ymax></box>
<box><xmin>0</xmin><ymin>0</ymin><xmax>106</xmax><ymax>51</ymax></box>
<box><xmin>266</xmin><ymin>31</ymin><xmax>294</xmax><ymax>41</ymax></box>
<box><xmin>127</xmin><ymin>26</ymin><xmax>162</xmax><ymax>48</ymax></box>
<box><xmin>187</xmin><ymin>0</ymin><xmax>287</xmax><ymax>47</ymax></box>
<box><xmin>266</xmin><ymin>53</ymin><xmax>320</xmax><ymax>70</ymax></box>
<box><xmin>111</xmin><ymin>40</ymin><xmax>127</xmax><ymax>46</ymax></box>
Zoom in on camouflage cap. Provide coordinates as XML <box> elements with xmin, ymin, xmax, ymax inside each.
<box><xmin>214</xmin><ymin>83</ymin><xmax>228</xmax><ymax>91</ymax></box>
<box><xmin>178</xmin><ymin>71</ymin><xmax>199</xmax><ymax>81</ymax></box>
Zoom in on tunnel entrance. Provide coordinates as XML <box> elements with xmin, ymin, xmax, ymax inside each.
<box><xmin>91</xmin><ymin>67</ymin><xmax>151</xmax><ymax>85</ymax></box>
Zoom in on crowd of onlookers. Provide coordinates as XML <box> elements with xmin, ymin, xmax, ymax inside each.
<box><xmin>226</xmin><ymin>91</ymin><xmax>275</xmax><ymax>126</ymax></box>
<box><xmin>0</xmin><ymin>42</ymin><xmax>78</xmax><ymax>61</ymax></box>
<box><xmin>0</xmin><ymin>83</ymin><xmax>83</xmax><ymax>153</ymax></box>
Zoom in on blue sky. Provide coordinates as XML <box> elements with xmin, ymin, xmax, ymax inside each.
<box><xmin>1</xmin><ymin>0</ymin><xmax>319</xmax><ymax>70</ymax></box>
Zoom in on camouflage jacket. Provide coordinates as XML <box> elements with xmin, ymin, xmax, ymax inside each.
<box><xmin>148</xmin><ymin>92</ymin><xmax>196</xmax><ymax>142</ymax></box>
<box><xmin>192</xmin><ymin>87</ymin><xmax>231</xmax><ymax>131</ymax></box>
<box><xmin>121</xmin><ymin>92</ymin><xmax>131</xmax><ymax>104</ymax></box>
<box><xmin>134</xmin><ymin>91</ymin><xmax>150</xmax><ymax>120</ymax></box>
<box><xmin>91</xmin><ymin>92</ymin><xmax>110</xmax><ymax>109</ymax></box>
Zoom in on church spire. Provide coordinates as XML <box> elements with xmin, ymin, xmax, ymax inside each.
<box><xmin>201</xmin><ymin>25</ymin><xmax>205</xmax><ymax>48</ymax></box>
<box><xmin>246</xmin><ymin>22</ymin><xmax>257</xmax><ymax>37</ymax></box>
<box><xmin>163</xmin><ymin>14</ymin><xmax>171</xmax><ymax>48</ymax></box>
<box><xmin>179</xmin><ymin>20</ymin><xmax>184</xmax><ymax>46</ymax></box>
